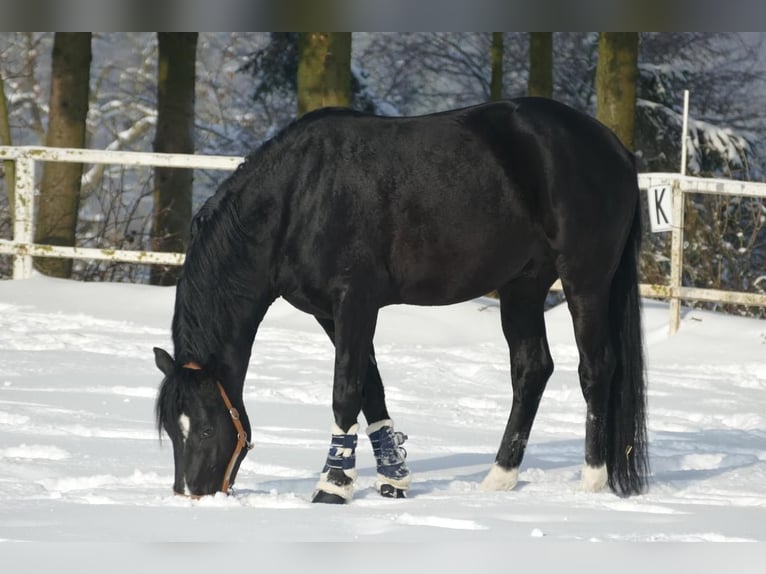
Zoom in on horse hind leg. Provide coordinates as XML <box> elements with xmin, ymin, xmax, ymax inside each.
<box><xmin>560</xmin><ymin>280</ymin><xmax>614</xmax><ymax>492</ymax></box>
<box><xmin>481</xmin><ymin>271</ymin><xmax>555</xmax><ymax>491</ymax></box>
<box><xmin>559</xmin><ymin>208</ymin><xmax>649</xmax><ymax>496</ymax></box>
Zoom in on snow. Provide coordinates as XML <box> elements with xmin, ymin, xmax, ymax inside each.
<box><xmin>0</xmin><ymin>275</ymin><xmax>765</xmax><ymax>565</ymax></box>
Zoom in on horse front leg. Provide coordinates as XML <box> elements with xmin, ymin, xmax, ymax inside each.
<box><xmin>312</xmin><ymin>293</ymin><xmax>379</xmax><ymax>504</ymax></box>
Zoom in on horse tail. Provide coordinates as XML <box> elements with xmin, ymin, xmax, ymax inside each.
<box><xmin>606</xmin><ymin>196</ymin><xmax>649</xmax><ymax>496</ymax></box>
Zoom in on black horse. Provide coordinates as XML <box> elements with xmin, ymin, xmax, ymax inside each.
<box><xmin>155</xmin><ymin>97</ymin><xmax>648</xmax><ymax>503</ymax></box>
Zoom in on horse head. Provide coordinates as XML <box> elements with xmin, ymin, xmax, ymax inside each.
<box><xmin>154</xmin><ymin>347</ymin><xmax>252</xmax><ymax>498</ymax></box>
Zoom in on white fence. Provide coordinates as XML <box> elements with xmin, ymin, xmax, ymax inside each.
<box><xmin>1</xmin><ymin>145</ymin><xmax>765</xmax><ymax>334</ymax></box>
<box><xmin>0</xmin><ymin>146</ymin><xmax>242</xmax><ymax>278</ymax></box>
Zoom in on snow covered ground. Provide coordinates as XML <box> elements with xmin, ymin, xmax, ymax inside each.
<box><xmin>0</xmin><ymin>275</ymin><xmax>765</xmax><ymax>563</ymax></box>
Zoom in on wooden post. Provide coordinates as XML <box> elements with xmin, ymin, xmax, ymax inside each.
<box><xmin>12</xmin><ymin>157</ymin><xmax>35</xmax><ymax>279</ymax></box>
<box><xmin>669</xmin><ymin>90</ymin><xmax>690</xmax><ymax>334</ymax></box>
<box><xmin>680</xmin><ymin>90</ymin><xmax>689</xmax><ymax>176</ymax></box>
<box><xmin>668</xmin><ymin>178</ymin><xmax>685</xmax><ymax>335</ymax></box>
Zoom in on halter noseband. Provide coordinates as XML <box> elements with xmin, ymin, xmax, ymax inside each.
<box><xmin>181</xmin><ymin>362</ymin><xmax>254</xmax><ymax>496</ymax></box>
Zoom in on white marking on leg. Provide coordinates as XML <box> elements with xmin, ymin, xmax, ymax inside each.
<box><xmin>480</xmin><ymin>463</ymin><xmax>519</xmax><ymax>491</ymax></box>
<box><xmin>581</xmin><ymin>463</ymin><xmax>607</xmax><ymax>492</ymax></box>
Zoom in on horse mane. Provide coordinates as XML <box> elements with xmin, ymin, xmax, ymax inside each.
<box><xmin>171</xmin><ymin>157</ymin><xmax>263</xmax><ymax>367</ymax></box>
<box><xmin>171</xmin><ymin>108</ymin><xmax>373</xmax><ymax>368</ymax></box>
<box><xmin>155</xmin><ymin>369</ymin><xmax>186</xmax><ymax>438</ymax></box>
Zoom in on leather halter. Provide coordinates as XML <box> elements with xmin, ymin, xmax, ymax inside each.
<box><xmin>182</xmin><ymin>362</ymin><xmax>253</xmax><ymax>495</ymax></box>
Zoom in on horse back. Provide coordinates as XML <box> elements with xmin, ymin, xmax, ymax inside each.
<box><xmin>273</xmin><ymin>99</ymin><xmax>638</xmax><ymax>307</ymax></box>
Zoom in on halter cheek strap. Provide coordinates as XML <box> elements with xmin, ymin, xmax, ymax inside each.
<box><xmin>181</xmin><ymin>362</ymin><xmax>253</xmax><ymax>495</ymax></box>
<box><xmin>215</xmin><ymin>381</ymin><xmax>254</xmax><ymax>493</ymax></box>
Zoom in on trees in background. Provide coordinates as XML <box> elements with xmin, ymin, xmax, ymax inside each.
<box><xmin>356</xmin><ymin>33</ymin><xmax>529</xmax><ymax>113</ymax></box>
<box><xmin>636</xmin><ymin>33</ymin><xmax>759</xmax><ymax>176</ymax></box>
<box><xmin>150</xmin><ymin>33</ymin><xmax>198</xmax><ymax>286</ymax></box>
<box><xmin>0</xmin><ymin>32</ymin><xmax>763</xmax><ymax>313</ymax></box>
<box><xmin>595</xmin><ymin>32</ymin><xmax>639</xmax><ymax>151</ymax></box>
<box><xmin>297</xmin><ymin>33</ymin><xmax>351</xmax><ymax>116</ymax></box>
<box><xmin>528</xmin><ymin>32</ymin><xmax>553</xmax><ymax>98</ymax></box>
<box><xmin>635</xmin><ymin>34</ymin><xmax>766</xmax><ymax>313</ymax></box>
<box><xmin>33</xmin><ymin>33</ymin><xmax>92</xmax><ymax>279</ymax></box>
<box><xmin>0</xmin><ymin>33</ymin><xmax>255</xmax><ymax>282</ymax></box>
<box><xmin>239</xmin><ymin>32</ymin><xmax>298</xmax><ymax>126</ymax></box>
<box><xmin>490</xmin><ymin>32</ymin><xmax>504</xmax><ymax>101</ymax></box>
<box><xmin>0</xmin><ymin>68</ymin><xmax>14</xmax><ymax>223</ymax></box>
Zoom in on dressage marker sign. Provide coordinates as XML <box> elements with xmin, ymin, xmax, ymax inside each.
<box><xmin>647</xmin><ymin>185</ymin><xmax>673</xmax><ymax>233</ymax></box>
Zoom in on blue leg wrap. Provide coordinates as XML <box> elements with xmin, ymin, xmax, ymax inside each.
<box><xmin>367</xmin><ymin>419</ymin><xmax>411</xmax><ymax>488</ymax></box>
<box><xmin>322</xmin><ymin>430</ymin><xmax>358</xmax><ymax>475</ymax></box>
<box><xmin>314</xmin><ymin>424</ymin><xmax>359</xmax><ymax>502</ymax></box>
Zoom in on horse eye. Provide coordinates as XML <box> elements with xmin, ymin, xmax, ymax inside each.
<box><xmin>200</xmin><ymin>427</ymin><xmax>215</xmax><ymax>439</ymax></box>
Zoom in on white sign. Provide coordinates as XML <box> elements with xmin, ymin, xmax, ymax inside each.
<box><xmin>647</xmin><ymin>185</ymin><xmax>673</xmax><ymax>233</ymax></box>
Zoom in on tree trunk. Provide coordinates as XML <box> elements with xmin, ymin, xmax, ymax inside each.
<box><xmin>490</xmin><ymin>32</ymin><xmax>504</xmax><ymax>101</ymax></box>
<box><xmin>34</xmin><ymin>33</ymin><xmax>92</xmax><ymax>278</ymax></box>
<box><xmin>297</xmin><ymin>33</ymin><xmax>351</xmax><ymax>117</ymax></box>
<box><xmin>528</xmin><ymin>32</ymin><xmax>553</xmax><ymax>98</ymax></box>
<box><xmin>0</xmin><ymin>70</ymin><xmax>14</xmax><ymax>224</ymax></box>
<box><xmin>23</xmin><ymin>33</ymin><xmax>46</xmax><ymax>142</ymax></box>
<box><xmin>595</xmin><ymin>32</ymin><xmax>638</xmax><ymax>151</ymax></box>
<box><xmin>151</xmin><ymin>33</ymin><xmax>197</xmax><ymax>286</ymax></box>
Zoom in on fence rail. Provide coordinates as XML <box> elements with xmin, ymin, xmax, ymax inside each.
<box><xmin>1</xmin><ymin>145</ymin><xmax>765</xmax><ymax>334</ymax></box>
<box><xmin>0</xmin><ymin>146</ymin><xmax>243</xmax><ymax>278</ymax></box>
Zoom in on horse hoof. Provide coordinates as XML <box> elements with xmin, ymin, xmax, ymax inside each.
<box><xmin>379</xmin><ymin>484</ymin><xmax>407</xmax><ymax>499</ymax></box>
<box><xmin>312</xmin><ymin>490</ymin><xmax>348</xmax><ymax>504</ymax></box>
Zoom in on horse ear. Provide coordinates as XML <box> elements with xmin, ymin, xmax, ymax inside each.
<box><xmin>153</xmin><ymin>347</ymin><xmax>175</xmax><ymax>376</ymax></box>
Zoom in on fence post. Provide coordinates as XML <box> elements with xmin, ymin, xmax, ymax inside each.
<box><xmin>668</xmin><ymin>178</ymin><xmax>685</xmax><ymax>335</ymax></box>
<box><xmin>12</xmin><ymin>156</ymin><xmax>34</xmax><ymax>279</ymax></box>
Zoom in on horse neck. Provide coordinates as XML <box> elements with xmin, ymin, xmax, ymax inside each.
<box><xmin>172</xmin><ymin>279</ymin><xmax>273</xmax><ymax>396</ymax></box>
<box><xmin>216</xmin><ymin>335</ymin><xmax>256</xmax><ymax>399</ymax></box>
<box><xmin>175</xmin><ymin>159</ymin><xmax>284</xmax><ymax>394</ymax></box>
